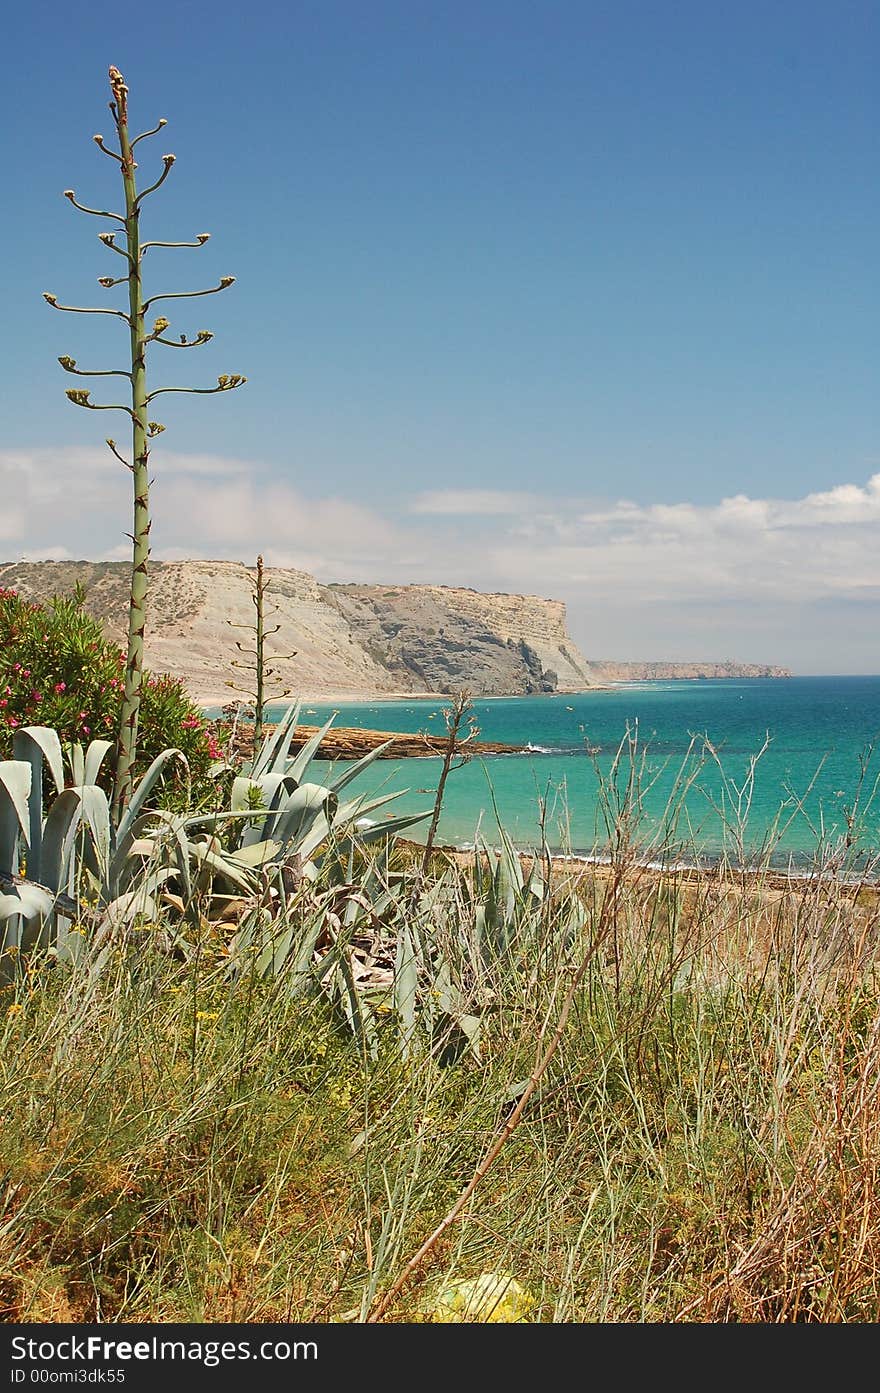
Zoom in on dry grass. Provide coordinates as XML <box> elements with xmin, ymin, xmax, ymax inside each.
<box><xmin>3</xmin><ymin>835</ymin><xmax>880</xmax><ymax>1324</ymax></box>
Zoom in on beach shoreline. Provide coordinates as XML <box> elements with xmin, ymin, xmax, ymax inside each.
<box><xmin>198</xmin><ymin>685</ymin><xmax>613</xmax><ymax>708</ymax></box>
<box><xmin>412</xmin><ymin>839</ymin><xmax>880</xmax><ymax>900</ymax></box>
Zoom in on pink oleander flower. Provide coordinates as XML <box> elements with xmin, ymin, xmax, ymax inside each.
<box><xmin>31</xmin><ymin>691</ymin><xmax>42</xmax><ymax>702</ymax></box>
<box><xmin>54</xmin><ymin>682</ymin><xmax>66</xmax><ymax>694</ymax></box>
<box><xmin>81</xmin><ymin>725</ymin><xmax>91</xmax><ymax>735</ymax></box>
<box><xmin>0</xmin><ymin>699</ymin><xmax>6</xmax><ymax>708</ymax></box>
<box><xmin>8</xmin><ymin>717</ymin><xmax>19</xmax><ymax>728</ymax></box>
<box><xmin>12</xmin><ymin>663</ymin><xmax>20</xmax><ymax>672</ymax></box>
<box><xmin>22</xmin><ymin>669</ymin><xmax>30</xmax><ymax>679</ymax></box>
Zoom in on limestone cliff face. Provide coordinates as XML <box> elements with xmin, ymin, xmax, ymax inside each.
<box><xmin>323</xmin><ymin>583</ymin><xmax>596</xmax><ymax>696</ymax></box>
<box><xmin>0</xmin><ymin>561</ymin><xmax>595</xmax><ymax>701</ymax></box>
<box><xmin>587</xmin><ymin>661</ymin><xmax>792</xmax><ymax>681</ymax></box>
<box><xmin>0</xmin><ymin>560</ymin><xmax>397</xmax><ymax>703</ymax></box>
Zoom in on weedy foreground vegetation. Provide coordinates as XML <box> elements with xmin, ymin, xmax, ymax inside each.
<box><xmin>3</xmin><ymin>775</ymin><xmax>880</xmax><ymax>1322</ymax></box>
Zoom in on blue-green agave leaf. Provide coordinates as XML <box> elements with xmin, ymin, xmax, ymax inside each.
<box><xmin>17</xmin><ymin>726</ymin><xmax>65</xmax><ymax>796</ymax></box>
<box><xmin>41</xmin><ymin>789</ymin><xmax>87</xmax><ymax>894</ymax></box>
<box><xmin>84</xmin><ymin>739</ymin><xmax>114</xmax><ymax>787</ymax></box>
<box><xmin>286</xmin><ymin>715</ymin><xmax>336</xmax><ymax>785</ymax></box>
<box><xmin>251</xmin><ymin>700</ymin><xmax>302</xmax><ymax>777</ymax></box>
<box><xmin>327</xmin><ymin>739</ymin><xmax>396</xmax><ymax>795</ymax></box>
<box><xmin>112</xmin><ymin>748</ymin><xmax>188</xmax><ymax>879</ymax></box>
<box><xmin>0</xmin><ymin>882</ymin><xmax>54</xmax><ymax>923</ymax></box>
<box><xmin>0</xmin><ymin>761</ymin><xmax>32</xmax><ymax>874</ymax></box>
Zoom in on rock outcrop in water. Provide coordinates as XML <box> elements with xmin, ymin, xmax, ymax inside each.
<box><xmin>228</xmin><ymin>722</ymin><xmax>524</xmax><ymax>762</ymax></box>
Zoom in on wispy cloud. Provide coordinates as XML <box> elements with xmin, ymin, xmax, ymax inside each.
<box><xmin>0</xmin><ymin>447</ymin><xmax>398</xmax><ymax>574</ymax></box>
<box><xmin>410</xmin><ymin>489</ymin><xmax>538</xmax><ymax>515</ymax></box>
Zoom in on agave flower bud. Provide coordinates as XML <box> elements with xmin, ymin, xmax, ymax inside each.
<box><xmin>152</xmin><ymin>316</ymin><xmax>170</xmax><ymax>335</ymax></box>
<box><xmin>196</xmin><ymin>233</ymin><xmax>211</xmax><ymax>244</ymax></box>
<box><xmin>147</xmin><ymin>421</ymin><xmax>166</xmax><ymax>437</ymax></box>
<box><xmin>196</xmin><ymin>330</ymin><xmax>214</xmax><ymax>344</ymax></box>
<box><xmin>161</xmin><ymin>153</ymin><xmax>176</xmax><ymax>165</ymax></box>
<box><xmin>66</xmin><ymin>389</ymin><xmax>91</xmax><ymax>407</ymax></box>
<box><xmin>98</xmin><ymin>276</ymin><xmax>115</xmax><ymax>288</ymax></box>
<box><xmin>219</xmin><ymin>276</ymin><xmax>235</xmax><ymax>288</ymax></box>
<box><xmin>43</xmin><ymin>293</ymin><xmax>58</xmax><ymax>305</ymax></box>
<box><xmin>98</xmin><ymin>232</ymin><xmax>116</xmax><ymax>245</ymax></box>
<box><xmin>58</xmin><ymin>356</ymin><xmax>77</xmax><ymax>372</ymax></box>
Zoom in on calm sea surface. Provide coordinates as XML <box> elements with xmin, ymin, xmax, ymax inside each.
<box><xmin>206</xmin><ymin>678</ymin><xmax>880</xmax><ymax>869</ymax></box>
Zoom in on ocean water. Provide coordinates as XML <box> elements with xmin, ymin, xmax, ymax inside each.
<box><xmin>206</xmin><ymin>678</ymin><xmax>880</xmax><ymax>870</ymax></box>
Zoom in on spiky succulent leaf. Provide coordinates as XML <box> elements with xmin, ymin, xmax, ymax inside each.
<box><xmin>111</xmin><ymin>748</ymin><xmax>189</xmax><ymax>885</ymax></box>
<box><xmin>251</xmin><ymin>699</ymin><xmax>302</xmax><ymax>777</ymax></box>
<box><xmin>0</xmin><ymin>882</ymin><xmax>54</xmax><ymax>924</ymax></box>
<box><xmin>16</xmin><ymin>726</ymin><xmax>65</xmax><ymax>797</ymax></box>
<box><xmin>0</xmin><ymin>761</ymin><xmax>32</xmax><ymax>875</ymax></box>
<box><xmin>286</xmin><ymin>716</ymin><xmax>336</xmax><ymax>785</ymax></box>
<box><xmin>83</xmin><ymin>739</ymin><xmax>114</xmax><ymax>787</ymax></box>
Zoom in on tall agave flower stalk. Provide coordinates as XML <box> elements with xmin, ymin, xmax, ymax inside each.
<box><xmin>44</xmin><ymin>66</ymin><xmax>246</xmax><ymax>819</ymax></box>
<box><xmin>226</xmin><ymin>555</ymin><xmax>296</xmax><ymax>749</ymax></box>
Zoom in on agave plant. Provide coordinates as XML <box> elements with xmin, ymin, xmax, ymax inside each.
<box><xmin>123</xmin><ymin>699</ymin><xmax>431</xmax><ymax>914</ymax></box>
<box><xmin>0</xmin><ymin>724</ymin><xmax>189</xmax><ymax>979</ymax></box>
<box><xmin>0</xmin><ymin>700</ymin><xmax>432</xmax><ymax>984</ymax></box>
<box><xmin>225</xmin><ymin>780</ymin><xmax>554</xmax><ymax>1063</ymax></box>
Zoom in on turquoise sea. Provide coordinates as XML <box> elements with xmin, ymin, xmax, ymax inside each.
<box><xmin>207</xmin><ymin>678</ymin><xmax>880</xmax><ymax>871</ymax></box>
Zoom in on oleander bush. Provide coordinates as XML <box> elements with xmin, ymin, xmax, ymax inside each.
<box><xmin>0</xmin><ymin>585</ymin><xmax>220</xmax><ymax>797</ymax></box>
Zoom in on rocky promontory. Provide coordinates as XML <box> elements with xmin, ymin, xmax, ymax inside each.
<box><xmin>0</xmin><ymin>560</ymin><xmax>598</xmax><ymax>701</ymax></box>
<box><xmin>586</xmin><ymin>660</ymin><xmax>792</xmax><ymax>681</ymax></box>
<box><xmin>324</xmin><ymin>582</ymin><xmax>595</xmax><ymax>696</ymax></box>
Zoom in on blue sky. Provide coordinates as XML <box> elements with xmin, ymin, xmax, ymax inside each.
<box><xmin>2</xmin><ymin>1</ymin><xmax>878</xmax><ymax>672</ymax></box>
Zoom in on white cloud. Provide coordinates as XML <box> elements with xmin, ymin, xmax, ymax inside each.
<box><xmin>410</xmin><ymin>489</ymin><xmax>537</xmax><ymax>515</ymax></box>
<box><xmin>0</xmin><ymin>446</ymin><xmax>397</xmax><ymax>571</ymax></box>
